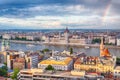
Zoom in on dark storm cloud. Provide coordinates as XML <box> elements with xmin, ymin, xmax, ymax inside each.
<box><xmin>0</xmin><ymin>0</ymin><xmax>119</xmax><ymax>29</ymax></box>
<box><xmin>0</xmin><ymin>0</ymin><xmax>119</xmax><ymax>17</ymax></box>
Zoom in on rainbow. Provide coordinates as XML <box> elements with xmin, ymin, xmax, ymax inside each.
<box><xmin>102</xmin><ymin>0</ymin><xmax>112</xmax><ymax>24</ymax></box>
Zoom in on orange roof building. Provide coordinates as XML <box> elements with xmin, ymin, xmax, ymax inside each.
<box><xmin>100</xmin><ymin>37</ymin><xmax>111</xmax><ymax>57</ymax></box>
<box><xmin>101</xmin><ymin>48</ymin><xmax>111</xmax><ymax>57</ymax></box>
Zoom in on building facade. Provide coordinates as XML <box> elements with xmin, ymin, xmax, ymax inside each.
<box><xmin>13</xmin><ymin>58</ymin><xmax>25</xmax><ymax>70</ymax></box>
<box><xmin>74</xmin><ymin>37</ymin><xmax>116</xmax><ymax>73</ymax></box>
<box><xmin>38</xmin><ymin>56</ymin><xmax>73</xmax><ymax>70</ymax></box>
<box><xmin>117</xmin><ymin>36</ymin><xmax>120</xmax><ymax>46</ymax></box>
<box><xmin>17</xmin><ymin>69</ymin><xmax>86</xmax><ymax>80</ymax></box>
<box><xmin>25</xmin><ymin>53</ymin><xmax>39</xmax><ymax>68</ymax></box>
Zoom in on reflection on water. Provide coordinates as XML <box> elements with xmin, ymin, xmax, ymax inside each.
<box><xmin>0</xmin><ymin>42</ymin><xmax>120</xmax><ymax>57</ymax></box>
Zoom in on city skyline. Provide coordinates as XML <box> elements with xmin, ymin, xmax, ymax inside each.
<box><xmin>0</xmin><ymin>0</ymin><xmax>120</xmax><ymax>29</ymax></box>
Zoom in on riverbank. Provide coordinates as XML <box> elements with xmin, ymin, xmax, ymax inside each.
<box><xmin>1</xmin><ymin>40</ymin><xmax>120</xmax><ymax>49</ymax></box>
<box><xmin>42</xmin><ymin>42</ymin><xmax>120</xmax><ymax>49</ymax></box>
<box><xmin>9</xmin><ymin>40</ymin><xmax>43</xmax><ymax>45</ymax></box>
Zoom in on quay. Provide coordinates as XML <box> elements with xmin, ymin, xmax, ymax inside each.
<box><xmin>0</xmin><ymin>40</ymin><xmax>120</xmax><ymax>49</ymax></box>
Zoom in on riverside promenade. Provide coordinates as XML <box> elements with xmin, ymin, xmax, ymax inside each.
<box><xmin>43</xmin><ymin>42</ymin><xmax>120</xmax><ymax>49</ymax></box>
<box><xmin>1</xmin><ymin>40</ymin><xmax>120</xmax><ymax>49</ymax></box>
<box><xmin>0</xmin><ymin>40</ymin><xmax>43</xmax><ymax>45</ymax></box>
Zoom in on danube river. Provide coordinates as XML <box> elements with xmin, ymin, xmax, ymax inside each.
<box><xmin>0</xmin><ymin>42</ymin><xmax>120</xmax><ymax>57</ymax></box>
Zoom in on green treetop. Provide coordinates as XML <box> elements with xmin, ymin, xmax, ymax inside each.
<box><xmin>11</xmin><ymin>68</ymin><xmax>20</xmax><ymax>80</ymax></box>
<box><xmin>45</xmin><ymin>65</ymin><xmax>55</xmax><ymax>71</ymax></box>
<box><xmin>70</xmin><ymin>47</ymin><xmax>73</xmax><ymax>55</ymax></box>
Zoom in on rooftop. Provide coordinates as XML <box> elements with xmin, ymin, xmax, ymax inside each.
<box><xmin>14</xmin><ymin>58</ymin><xmax>25</xmax><ymax>63</ymax></box>
<box><xmin>100</xmin><ymin>57</ymin><xmax>114</xmax><ymax>66</ymax></box>
<box><xmin>74</xmin><ymin>56</ymin><xmax>98</xmax><ymax>65</ymax></box>
<box><xmin>20</xmin><ymin>68</ymin><xmax>44</xmax><ymax>74</ymax></box>
<box><xmin>20</xmin><ymin>69</ymin><xmax>84</xmax><ymax>78</ymax></box>
<box><xmin>114</xmin><ymin>66</ymin><xmax>120</xmax><ymax>70</ymax></box>
<box><xmin>0</xmin><ymin>77</ymin><xmax>5</xmax><ymax>80</ymax></box>
<box><xmin>39</xmin><ymin>57</ymin><xmax>72</xmax><ymax>65</ymax></box>
<box><xmin>101</xmin><ymin>48</ymin><xmax>111</xmax><ymax>57</ymax></box>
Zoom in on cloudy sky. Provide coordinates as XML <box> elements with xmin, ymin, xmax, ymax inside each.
<box><xmin>0</xmin><ymin>0</ymin><xmax>119</xmax><ymax>29</ymax></box>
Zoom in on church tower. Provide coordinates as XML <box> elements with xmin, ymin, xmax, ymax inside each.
<box><xmin>100</xmin><ymin>37</ymin><xmax>111</xmax><ymax>57</ymax></box>
<box><xmin>1</xmin><ymin>39</ymin><xmax>5</xmax><ymax>51</ymax></box>
<box><xmin>100</xmin><ymin>37</ymin><xmax>104</xmax><ymax>57</ymax></box>
<box><xmin>1</xmin><ymin>39</ymin><xmax>10</xmax><ymax>51</ymax></box>
<box><xmin>5</xmin><ymin>40</ymin><xmax>10</xmax><ymax>50</ymax></box>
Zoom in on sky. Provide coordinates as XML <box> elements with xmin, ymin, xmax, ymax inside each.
<box><xmin>0</xmin><ymin>0</ymin><xmax>119</xmax><ymax>29</ymax></box>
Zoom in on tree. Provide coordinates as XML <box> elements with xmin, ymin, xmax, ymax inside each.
<box><xmin>0</xmin><ymin>66</ymin><xmax>8</xmax><ymax>77</ymax></box>
<box><xmin>34</xmin><ymin>38</ymin><xmax>41</xmax><ymax>41</ymax></box>
<box><xmin>4</xmin><ymin>62</ymin><xmax>7</xmax><ymax>66</ymax></box>
<box><xmin>45</xmin><ymin>65</ymin><xmax>55</xmax><ymax>71</ymax></box>
<box><xmin>116</xmin><ymin>57</ymin><xmax>120</xmax><ymax>65</ymax></box>
<box><xmin>0</xmin><ymin>68</ymin><xmax>7</xmax><ymax>77</ymax></box>
<box><xmin>1</xmin><ymin>66</ymin><xmax>8</xmax><ymax>71</ymax></box>
<box><xmin>15</xmin><ymin>37</ymin><xmax>28</xmax><ymax>41</ymax></box>
<box><xmin>105</xmin><ymin>43</ymin><xmax>113</xmax><ymax>45</ymax></box>
<box><xmin>42</xmin><ymin>48</ymin><xmax>50</xmax><ymax>53</ymax></box>
<box><xmin>11</xmin><ymin>68</ymin><xmax>20</xmax><ymax>80</ymax></box>
<box><xmin>0</xmin><ymin>36</ymin><xmax>2</xmax><ymax>39</ymax></box>
<box><xmin>92</xmin><ymin>38</ymin><xmax>101</xmax><ymax>44</ymax></box>
<box><xmin>70</xmin><ymin>47</ymin><xmax>73</xmax><ymax>55</ymax></box>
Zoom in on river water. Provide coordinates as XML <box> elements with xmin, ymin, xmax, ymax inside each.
<box><xmin>0</xmin><ymin>42</ymin><xmax>120</xmax><ymax>57</ymax></box>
